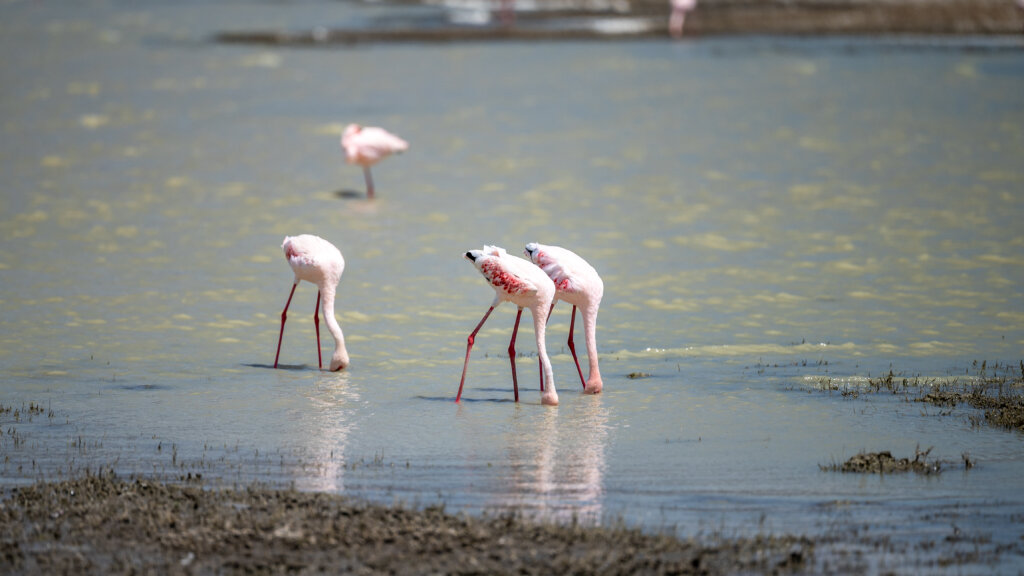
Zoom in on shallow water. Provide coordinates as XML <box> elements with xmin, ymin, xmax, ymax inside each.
<box><xmin>2</xmin><ymin>0</ymin><xmax>1024</xmax><ymax>572</ymax></box>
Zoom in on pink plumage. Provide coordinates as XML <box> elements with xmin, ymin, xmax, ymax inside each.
<box><xmin>525</xmin><ymin>243</ymin><xmax>604</xmax><ymax>395</ymax></box>
<box><xmin>340</xmin><ymin>124</ymin><xmax>409</xmax><ymax>199</ymax></box>
<box><xmin>274</xmin><ymin>234</ymin><xmax>350</xmax><ymax>371</ymax></box>
<box><xmin>457</xmin><ymin>245</ymin><xmax>558</xmax><ymax>406</ymax></box>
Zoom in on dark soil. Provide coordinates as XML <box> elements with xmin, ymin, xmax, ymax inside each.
<box><xmin>213</xmin><ymin>0</ymin><xmax>1024</xmax><ymax>46</ymax></box>
<box><xmin>0</xmin><ymin>474</ymin><xmax>812</xmax><ymax>575</ymax></box>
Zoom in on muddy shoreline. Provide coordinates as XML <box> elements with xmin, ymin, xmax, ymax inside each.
<box><xmin>214</xmin><ymin>0</ymin><xmax>1024</xmax><ymax>45</ymax></box>
<box><xmin>1</xmin><ymin>474</ymin><xmax>811</xmax><ymax>575</ymax></box>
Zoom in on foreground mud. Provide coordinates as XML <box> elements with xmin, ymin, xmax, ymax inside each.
<box><xmin>0</xmin><ymin>475</ymin><xmax>811</xmax><ymax>575</ymax></box>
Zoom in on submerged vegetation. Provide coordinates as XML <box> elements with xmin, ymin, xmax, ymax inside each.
<box><xmin>808</xmin><ymin>361</ymin><xmax>1024</xmax><ymax>434</ymax></box>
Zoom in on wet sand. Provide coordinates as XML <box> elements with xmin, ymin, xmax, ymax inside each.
<box><xmin>214</xmin><ymin>0</ymin><xmax>1024</xmax><ymax>45</ymax></box>
<box><xmin>1</xmin><ymin>474</ymin><xmax>811</xmax><ymax>575</ymax></box>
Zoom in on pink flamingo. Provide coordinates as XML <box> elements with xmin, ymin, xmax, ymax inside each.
<box><xmin>457</xmin><ymin>245</ymin><xmax>558</xmax><ymax>406</ymax></box>
<box><xmin>274</xmin><ymin>235</ymin><xmax>350</xmax><ymax>371</ymax></box>
<box><xmin>668</xmin><ymin>0</ymin><xmax>697</xmax><ymax>39</ymax></box>
<box><xmin>525</xmin><ymin>243</ymin><xmax>604</xmax><ymax>395</ymax></box>
<box><xmin>340</xmin><ymin>124</ymin><xmax>409</xmax><ymax>199</ymax></box>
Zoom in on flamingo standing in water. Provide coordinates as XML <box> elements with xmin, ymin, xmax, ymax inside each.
<box><xmin>340</xmin><ymin>124</ymin><xmax>409</xmax><ymax>199</ymax></box>
<box><xmin>457</xmin><ymin>245</ymin><xmax>558</xmax><ymax>406</ymax></box>
<box><xmin>274</xmin><ymin>234</ymin><xmax>350</xmax><ymax>371</ymax></box>
<box><xmin>525</xmin><ymin>243</ymin><xmax>604</xmax><ymax>395</ymax></box>
<box><xmin>668</xmin><ymin>0</ymin><xmax>697</xmax><ymax>39</ymax></box>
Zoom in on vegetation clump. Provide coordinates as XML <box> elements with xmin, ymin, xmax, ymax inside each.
<box><xmin>812</xmin><ymin>361</ymin><xmax>1024</xmax><ymax>434</ymax></box>
<box><xmin>822</xmin><ymin>447</ymin><xmax>943</xmax><ymax>475</ymax></box>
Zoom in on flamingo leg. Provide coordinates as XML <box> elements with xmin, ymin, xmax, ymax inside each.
<box><xmin>363</xmin><ymin>166</ymin><xmax>375</xmax><ymax>199</ymax></box>
<box><xmin>500</xmin><ymin>0</ymin><xmax>516</xmax><ymax>26</ymax></box>
<box><xmin>274</xmin><ymin>283</ymin><xmax>298</xmax><ymax>369</ymax></box>
<box><xmin>314</xmin><ymin>291</ymin><xmax>322</xmax><ymax>370</ymax></box>
<box><xmin>456</xmin><ymin>305</ymin><xmax>495</xmax><ymax>403</ymax></box>
<box><xmin>508</xmin><ymin>308</ymin><xmax>523</xmax><ymax>403</ymax></box>
<box><xmin>567</xmin><ymin>305</ymin><xmax>586</xmax><ymax>389</ymax></box>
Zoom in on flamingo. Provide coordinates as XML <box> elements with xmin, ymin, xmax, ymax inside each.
<box><xmin>457</xmin><ymin>245</ymin><xmax>558</xmax><ymax>406</ymax></box>
<box><xmin>668</xmin><ymin>0</ymin><xmax>697</xmax><ymax>39</ymax></box>
<box><xmin>340</xmin><ymin>123</ymin><xmax>409</xmax><ymax>199</ymax></box>
<box><xmin>524</xmin><ymin>243</ymin><xmax>604</xmax><ymax>395</ymax></box>
<box><xmin>274</xmin><ymin>234</ymin><xmax>350</xmax><ymax>371</ymax></box>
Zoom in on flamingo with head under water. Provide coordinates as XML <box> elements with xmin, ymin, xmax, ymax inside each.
<box><xmin>457</xmin><ymin>245</ymin><xmax>558</xmax><ymax>406</ymax></box>
<box><xmin>274</xmin><ymin>234</ymin><xmax>350</xmax><ymax>371</ymax></box>
<box><xmin>525</xmin><ymin>243</ymin><xmax>604</xmax><ymax>395</ymax></box>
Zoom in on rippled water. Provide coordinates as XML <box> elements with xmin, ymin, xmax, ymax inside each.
<box><xmin>2</xmin><ymin>0</ymin><xmax>1023</xmax><ymax>571</ymax></box>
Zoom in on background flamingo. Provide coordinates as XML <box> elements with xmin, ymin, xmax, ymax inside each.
<box><xmin>274</xmin><ymin>234</ymin><xmax>350</xmax><ymax>371</ymax></box>
<box><xmin>669</xmin><ymin>0</ymin><xmax>697</xmax><ymax>39</ymax></box>
<box><xmin>457</xmin><ymin>245</ymin><xmax>558</xmax><ymax>406</ymax></box>
<box><xmin>525</xmin><ymin>243</ymin><xmax>604</xmax><ymax>395</ymax></box>
<box><xmin>340</xmin><ymin>123</ymin><xmax>409</xmax><ymax>199</ymax></box>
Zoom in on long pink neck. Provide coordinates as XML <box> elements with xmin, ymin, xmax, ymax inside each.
<box><xmin>320</xmin><ymin>289</ymin><xmax>349</xmax><ymax>370</ymax></box>
<box><xmin>532</xmin><ymin>303</ymin><xmax>556</xmax><ymax>401</ymax></box>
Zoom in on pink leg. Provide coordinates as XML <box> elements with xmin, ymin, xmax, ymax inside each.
<box><xmin>314</xmin><ymin>291</ymin><xmax>322</xmax><ymax>370</ymax></box>
<box><xmin>456</xmin><ymin>305</ymin><xmax>495</xmax><ymax>403</ymax></box>
<box><xmin>500</xmin><ymin>0</ymin><xmax>515</xmax><ymax>26</ymax></box>
<box><xmin>538</xmin><ymin>357</ymin><xmax>544</xmax><ymax>392</ymax></box>
<box><xmin>508</xmin><ymin>308</ymin><xmax>523</xmax><ymax>403</ymax></box>
<box><xmin>274</xmin><ymin>283</ymin><xmax>298</xmax><ymax>369</ymax></box>
<box><xmin>567</xmin><ymin>305</ymin><xmax>586</xmax><ymax>389</ymax></box>
<box><xmin>363</xmin><ymin>166</ymin><xmax>375</xmax><ymax>199</ymax></box>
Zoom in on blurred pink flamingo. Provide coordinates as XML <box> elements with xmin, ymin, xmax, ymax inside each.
<box><xmin>669</xmin><ymin>0</ymin><xmax>697</xmax><ymax>38</ymax></box>
<box><xmin>340</xmin><ymin>124</ymin><xmax>409</xmax><ymax>199</ymax></box>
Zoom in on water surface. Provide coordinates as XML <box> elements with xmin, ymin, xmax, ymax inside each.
<box><xmin>2</xmin><ymin>1</ymin><xmax>1023</xmax><ymax>572</ymax></box>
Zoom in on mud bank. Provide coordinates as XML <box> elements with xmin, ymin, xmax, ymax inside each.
<box><xmin>214</xmin><ymin>0</ymin><xmax>1024</xmax><ymax>45</ymax></box>
<box><xmin>1</xmin><ymin>474</ymin><xmax>811</xmax><ymax>575</ymax></box>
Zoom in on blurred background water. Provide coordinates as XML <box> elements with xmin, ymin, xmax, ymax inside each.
<box><xmin>1</xmin><ymin>0</ymin><xmax>1023</xmax><ymax>571</ymax></box>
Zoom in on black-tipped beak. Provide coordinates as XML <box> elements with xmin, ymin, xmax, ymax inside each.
<box><xmin>465</xmin><ymin>251</ymin><xmax>477</xmax><ymax>262</ymax></box>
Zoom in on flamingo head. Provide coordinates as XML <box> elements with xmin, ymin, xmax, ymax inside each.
<box><xmin>524</xmin><ymin>242</ymin><xmax>541</xmax><ymax>263</ymax></box>
<box><xmin>341</xmin><ymin>123</ymin><xmax>362</xmax><ymax>145</ymax></box>
<box><xmin>465</xmin><ymin>245</ymin><xmax>505</xmax><ymax>263</ymax></box>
